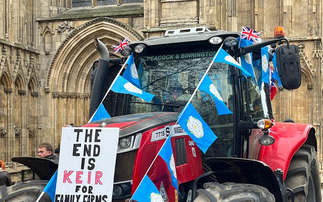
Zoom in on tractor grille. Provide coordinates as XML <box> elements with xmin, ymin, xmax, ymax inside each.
<box><xmin>175</xmin><ymin>138</ymin><xmax>187</xmax><ymax>166</ymax></box>
<box><xmin>114</xmin><ymin>150</ymin><xmax>136</xmax><ymax>182</ymax></box>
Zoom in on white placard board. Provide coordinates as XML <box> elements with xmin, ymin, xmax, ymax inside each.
<box><xmin>55</xmin><ymin>127</ymin><xmax>119</xmax><ymax>202</ymax></box>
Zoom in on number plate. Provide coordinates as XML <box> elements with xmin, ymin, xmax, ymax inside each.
<box><xmin>151</xmin><ymin>125</ymin><xmax>187</xmax><ymax>142</ymax></box>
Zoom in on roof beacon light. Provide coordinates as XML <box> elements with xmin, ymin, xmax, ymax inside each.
<box><xmin>274</xmin><ymin>26</ymin><xmax>285</xmax><ymax>38</ymax></box>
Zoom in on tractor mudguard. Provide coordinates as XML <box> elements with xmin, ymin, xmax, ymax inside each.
<box><xmin>258</xmin><ymin>122</ymin><xmax>315</xmax><ymax>180</ymax></box>
<box><xmin>203</xmin><ymin>157</ymin><xmax>284</xmax><ymax>202</ymax></box>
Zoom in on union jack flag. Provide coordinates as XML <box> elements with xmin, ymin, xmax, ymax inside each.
<box><xmin>112</xmin><ymin>38</ymin><xmax>129</xmax><ymax>53</ymax></box>
<box><xmin>241</xmin><ymin>26</ymin><xmax>261</xmax><ymax>43</ymax></box>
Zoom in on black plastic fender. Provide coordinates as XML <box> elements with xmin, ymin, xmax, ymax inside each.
<box><xmin>202</xmin><ymin>157</ymin><xmax>286</xmax><ymax>202</ymax></box>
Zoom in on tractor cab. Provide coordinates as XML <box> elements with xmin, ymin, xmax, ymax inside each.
<box><xmin>102</xmin><ymin>27</ymin><xmax>300</xmax><ymax>159</ymax></box>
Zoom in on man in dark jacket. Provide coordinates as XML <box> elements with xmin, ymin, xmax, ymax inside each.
<box><xmin>38</xmin><ymin>143</ymin><xmax>59</xmax><ymax>164</ymax></box>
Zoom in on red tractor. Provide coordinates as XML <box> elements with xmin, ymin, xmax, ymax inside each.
<box><xmin>85</xmin><ymin>27</ymin><xmax>321</xmax><ymax>202</ymax></box>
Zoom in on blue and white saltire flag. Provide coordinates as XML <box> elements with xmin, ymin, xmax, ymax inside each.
<box><xmin>159</xmin><ymin>136</ymin><xmax>179</xmax><ymax>192</ymax></box>
<box><xmin>92</xmin><ymin>103</ymin><xmax>111</xmax><ymax>122</ymax></box>
<box><xmin>132</xmin><ymin>175</ymin><xmax>164</xmax><ymax>202</ymax></box>
<box><xmin>36</xmin><ymin>170</ymin><xmax>58</xmax><ymax>202</ymax></box>
<box><xmin>239</xmin><ymin>39</ymin><xmax>256</xmax><ymax>78</ymax></box>
<box><xmin>272</xmin><ymin>53</ymin><xmax>282</xmax><ymax>87</ymax></box>
<box><xmin>123</xmin><ymin>53</ymin><xmax>141</xmax><ymax>88</ymax></box>
<box><xmin>213</xmin><ymin>48</ymin><xmax>251</xmax><ymax>77</ymax></box>
<box><xmin>261</xmin><ymin>46</ymin><xmax>270</xmax><ymax>84</ymax></box>
<box><xmin>178</xmin><ymin>103</ymin><xmax>217</xmax><ymax>153</ymax></box>
<box><xmin>111</xmin><ymin>75</ymin><xmax>154</xmax><ymax>102</ymax></box>
<box><xmin>199</xmin><ymin>75</ymin><xmax>232</xmax><ymax>115</ymax></box>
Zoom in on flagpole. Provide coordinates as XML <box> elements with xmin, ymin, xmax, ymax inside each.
<box><xmin>175</xmin><ymin>43</ymin><xmax>224</xmax><ymax>125</ymax></box>
<box><xmin>88</xmin><ymin>56</ymin><xmax>130</xmax><ymax>123</ymax></box>
<box><xmin>129</xmin><ymin>130</ymin><xmax>175</xmax><ymax>200</ymax></box>
<box><xmin>35</xmin><ymin>192</ymin><xmax>45</xmax><ymax>202</ymax></box>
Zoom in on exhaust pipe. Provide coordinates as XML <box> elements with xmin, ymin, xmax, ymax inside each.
<box><xmin>94</xmin><ymin>38</ymin><xmax>110</xmax><ymax>61</ymax></box>
<box><xmin>89</xmin><ymin>38</ymin><xmax>110</xmax><ymax>119</ymax></box>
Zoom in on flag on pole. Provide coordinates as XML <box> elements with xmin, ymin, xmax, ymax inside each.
<box><xmin>123</xmin><ymin>53</ymin><xmax>141</xmax><ymax>88</ymax></box>
<box><xmin>111</xmin><ymin>75</ymin><xmax>154</xmax><ymax>102</ymax></box>
<box><xmin>261</xmin><ymin>46</ymin><xmax>270</xmax><ymax>84</ymax></box>
<box><xmin>112</xmin><ymin>38</ymin><xmax>129</xmax><ymax>53</ymax></box>
<box><xmin>213</xmin><ymin>48</ymin><xmax>251</xmax><ymax>77</ymax></box>
<box><xmin>241</xmin><ymin>26</ymin><xmax>261</xmax><ymax>43</ymax></box>
<box><xmin>91</xmin><ymin>103</ymin><xmax>111</xmax><ymax>122</ymax></box>
<box><xmin>199</xmin><ymin>75</ymin><xmax>232</xmax><ymax>115</ymax></box>
<box><xmin>178</xmin><ymin>103</ymin><xmax>217</xmax><ymax>153</ymax></box>
<box><xmin>271</xmin><ymin>53</ymin><xmax>282</xmax><ymax>87</ymax></box>
<box><xmin>36</xmin><ymin>170</ymin><xmax>57</xmax><ymax>202</ymax></box>
<box><xmin>158</xmin><ymin>136</ymin><xmax>179</xmax><ymax>192</ymax></box>
<box><xmin>132</xmin><ymin>175</ymin><xmax>164</xmax><ymax>202</ymax></box>
<box><xmin>239</xmin><ymin>38</ymin><xmax>256</xmax><ymax>78</ymax></box>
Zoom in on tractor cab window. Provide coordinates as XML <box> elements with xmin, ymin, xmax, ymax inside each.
<box><xmin>241</xmin><ymin>60</ymin><xmax>269</xmax><ymax>121</ymax></box>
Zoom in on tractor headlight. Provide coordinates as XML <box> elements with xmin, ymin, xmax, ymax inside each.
<box><xmin>224</xmin><ymin>37</ymin><xmax>238</xmax><ymax>47</ymax></box>
<box><xmin>118</xmin><ymin>133</ymin><xmax>142</xmax><ymax>153</ymax></box>
<box><xmin>209</xmin><ymin>37</ymin><xmax>222</xmax><ymax>45</ymax></box>
<box><xmin>134</xmin><ymin>44</ymin><xmax>146</xmax><ymax>53</ymax></box>
<box><xmin>259</xmin><ymin>134</ymin><xmax>275</xmax><ymax>146</ymax></box>
<box><xmin>121</xmin><ymin>47</ymin><xmax>132</xmax><ymax>56</ymax></box>
<box><xmin>112</xmin><ymin>181</ymin><xmax>132</xmax><ymax>199</ymax></box>
<box><xmin>113</xmin><ymin>185</ymin><xmax>123</xmax><ymax>197</ymax></box>
<box><xmin>257</xmin><ymin>119</ymin><xmax>275</xmax><ymax>146</ymax></box>
<box><xmin>119</xmin><ymin>137</ymin><xmax>132</xmax><ymax>149</ymax></box>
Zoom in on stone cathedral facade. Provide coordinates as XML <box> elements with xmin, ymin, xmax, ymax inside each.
<box><xmin>0</xmin><ymin>0</ymin><xmax>322</xmax><ymax>177</ymax></box>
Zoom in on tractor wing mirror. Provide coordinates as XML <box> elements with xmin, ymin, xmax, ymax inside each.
<box><xmin>275</xmin><ymin>45</ymin><xmax>301</xmax><ymax>90</ymax></box>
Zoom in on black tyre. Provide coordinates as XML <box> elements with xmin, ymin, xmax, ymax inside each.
<box><xmin>0</xmin><ymin>180</ymin><xmax>50</xmax><ymax>202</ymax></box>
<box><xmin>284</xmin><ymin>144</ymin><xmax>321</xmax><ymax>202</ymax></box>
<box><xmin>194</xmin><ymin>182</ymin><xmax>275</xmax><ymax>202</ymax></box>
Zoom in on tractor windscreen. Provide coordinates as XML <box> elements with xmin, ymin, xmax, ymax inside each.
<box><xmin>130</xmin><ymin>50</ymin><xmax>236</xmax><ymax>156</ymax></box>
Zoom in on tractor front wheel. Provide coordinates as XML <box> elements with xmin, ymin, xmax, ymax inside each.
<box><xmin>194</xmin><ymin>182</ymin><xmax>275</xmax><ymax>202</ymax></box>
<box><xmin>284</xmin><ymin>144</ymin><xmax>321</xmax><ymax>202</ymax></box>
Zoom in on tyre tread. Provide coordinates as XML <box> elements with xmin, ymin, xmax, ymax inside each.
<box><xmin>285</xmin><ymin>144</ymin><xmax>321</xmax><ymax>202</ymax></box>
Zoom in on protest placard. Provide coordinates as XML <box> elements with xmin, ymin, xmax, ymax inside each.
<box><xmin>55</xmin><ymin>127</ymin><xmax>119</xmax><ymax>202</ymax></box>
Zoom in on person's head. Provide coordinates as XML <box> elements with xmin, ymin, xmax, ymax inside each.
<box><xmin>38</xmin><ymin>143</ymin><xmax>54</xmax><ymax>158</ymax></box>
<box><xmin>55</xmin><ymin>147</ymin><xmax>60</xmax><ymax>156</ymax></box>
<box><xmin>253</xmin><ymin>98</ymin><xmax>261</xmax><ymax>111</ymax></box>
<box><xmin>0</xmin><ymin>160</ymin><xmax>5</xmax><ymax>171</ymax></box>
